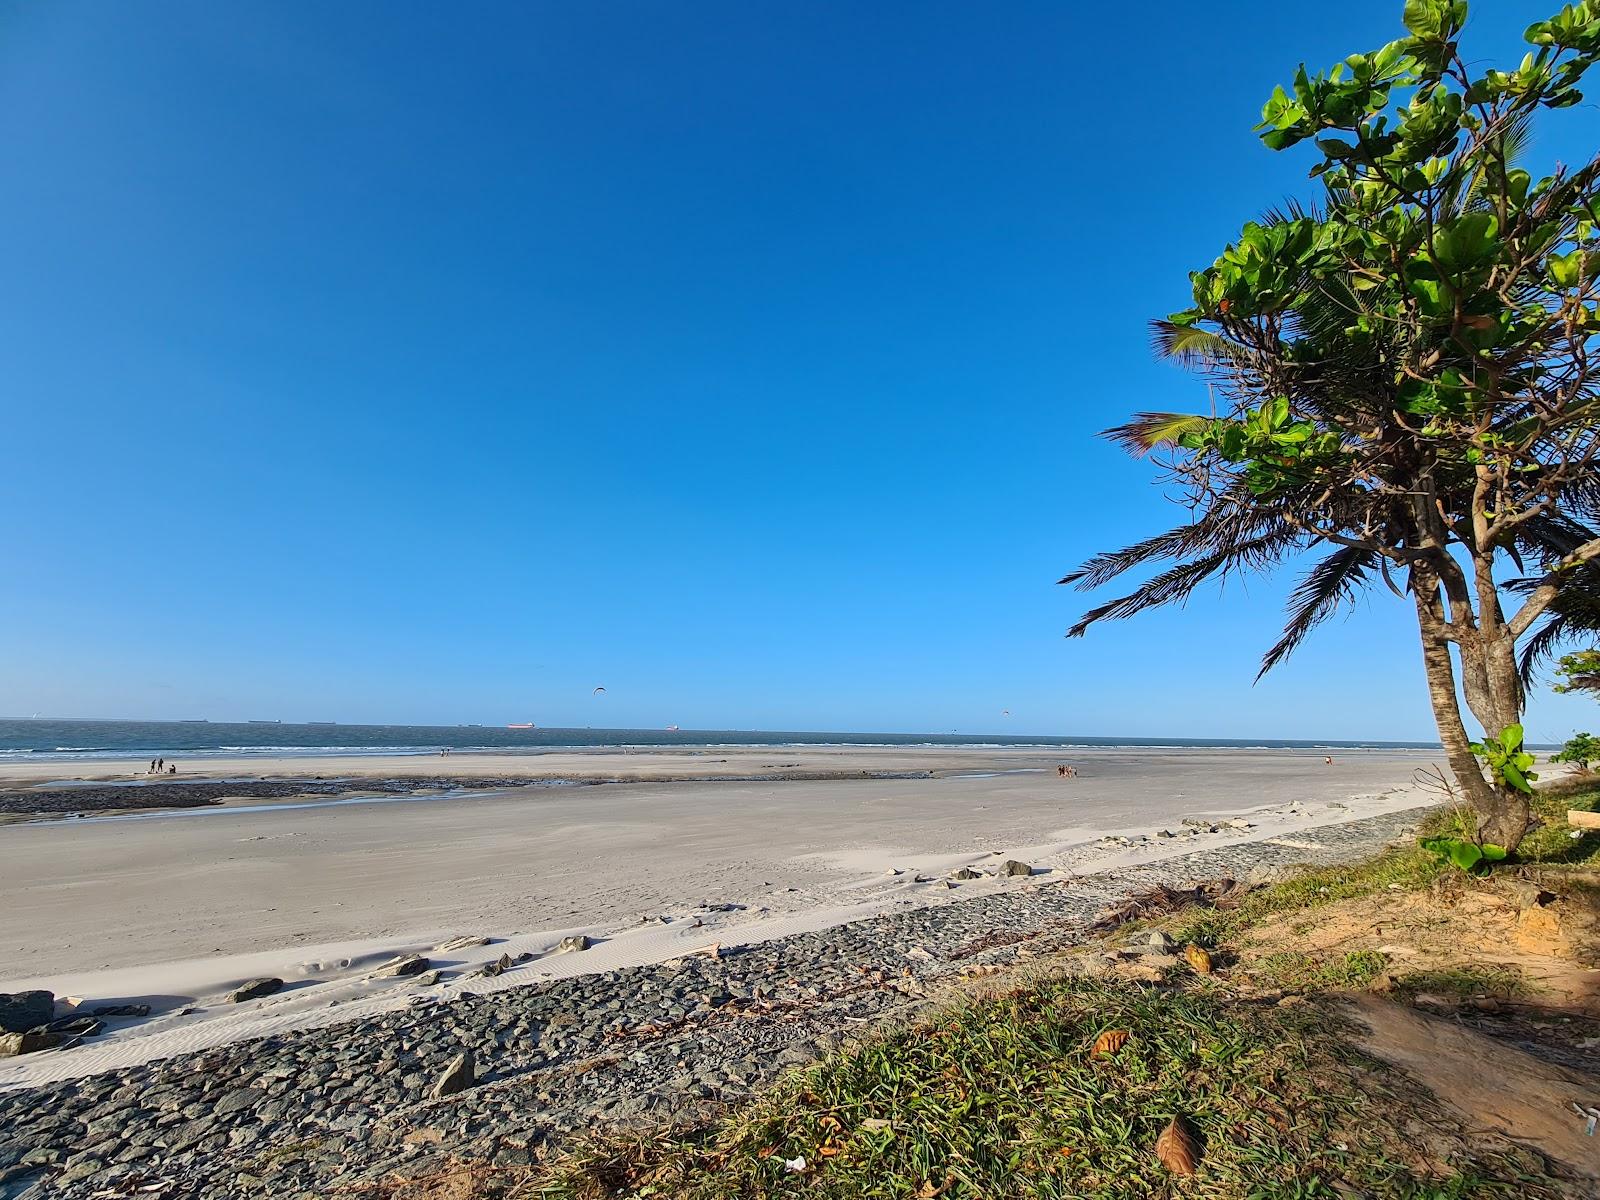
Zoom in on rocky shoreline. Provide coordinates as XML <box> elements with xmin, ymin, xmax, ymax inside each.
<box><xmin>0</xmin><ymin>778</ymin><xmax>558</xmax><ymax>818</ymax></box>
<box><xmin>0</xmin><ymin>805</ymin><xmax>1429</xmax><ymax>1199</ymax></box>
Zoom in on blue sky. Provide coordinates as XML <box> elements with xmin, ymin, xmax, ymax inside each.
<box><xmin>2</xmin><ymin>1</ymin><xmax>1595</xmax><ymax>741</ymax></box>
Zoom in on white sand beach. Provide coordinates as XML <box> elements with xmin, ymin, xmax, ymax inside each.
<box><xmin>0</xmin><ymin>745</ymin><xmax>1438</xmax><ymax>1087</ymax></box>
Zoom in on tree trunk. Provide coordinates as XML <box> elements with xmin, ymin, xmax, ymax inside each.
<box><xmin>1411</xmin><ymin>572</ymin><xmax>1529</xmax><ymax>850</ymax></box>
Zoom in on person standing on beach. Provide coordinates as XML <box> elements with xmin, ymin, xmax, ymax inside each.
<box><xmin>149</xmin><ymin>758</ymin><xmax>157</xmax><ymax>773</ymax></box>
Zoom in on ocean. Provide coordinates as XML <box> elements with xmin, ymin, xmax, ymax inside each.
<box><xmin>0</xmin><ymin>718</ymin><xmax>1444</xmax><ymax>763</ymax></box>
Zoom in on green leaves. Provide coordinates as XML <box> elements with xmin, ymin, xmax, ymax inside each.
<box><xmin>1403</xmin><ymin>0</ymin><xmax>1468</xmax><ymax>41</ymax></box>
<box><xmin>1548</xmin><ymin>248</ymin><xmax>1594</xmax><ymax>288</ymax></box>
<box><xmin>1419</xmin><ymin>835</ymin><xmax>1508</xmax><ymax>874</ymax></box>
<box><xmin>1173</xmin><ymin>401</ymin><xmax>1342</xmax><ymax>498</ymax></box>
<box><xmin>1525</xmin><ymin>3</ymin><xmax>1600</xmax><ymax>53</ymax></box>
<box><xmin>1190</xmin><ymin>218</ymin><xmax>1325</xmax><ymax>317</ymax></box>
<box><xmin>1552</xmin><ymin>649</ymin><xmax>1600</xmax><ymax>694</ymax></box>
<box><xmin>1431</xmin><ymin>212</ymin><xmax>1499</xmax><ymax>272</ymax></box>
<box><xmin>1469</xmin><ymin>723</ymin><xmax>1539</xmax><ymax>795</ymax></box>
<box><xmin>1550</xmin><ymin>731</ymin><xmax>1600</xmax><ymax>770</ymax></box>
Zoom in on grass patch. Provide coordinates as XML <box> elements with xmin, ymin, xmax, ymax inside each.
<box><xmin>366</xmin><ymin>790</ymin><xmax>1600</xmax><ymax>1200</ymax></box>
<box><xmin>1167</xmin><ymin>846</ymin><xmax>1443</xmax><ymax>951</ymax></box>
<box><xmin>1170</xmin><ymin>787</ymin><xmax>1600</xmax><ymax>952</ymax></box>
<box><xmin>530</xmin><ymin>975</ymin><xmax>1554</xmax><ymax>1200</ymax></box>
<box><xmin>1394</xmin><ymin>965</ymin><xmax>1531</xmax><ymax>1002</ymax></box>
<box><xmin>1254</xmin><ymin>950</ymin><xmax>1391</xmax><ymax>993</ymax></box>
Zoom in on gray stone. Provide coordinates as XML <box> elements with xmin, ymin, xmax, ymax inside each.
<box><xmin>429</xmin><ymin>1051</ymin><xmax>475</xmax><ymax>1099</ymax></box>
<box><xmin>370</xmin><ymin>955</ymin><xmax>430</xmax><ymax>978</ymax></box>
<box><xmin>1147</xmin><ymin>930</ymin><xmax>1176</xmax><ymax>951</ymax></box>
<box><xmin>91</xmin><ymin>1004</ymin><xmax>151</xmax><ymax>1018</ymax></box>
<box><xmin>56</xmin><ymin>1157</ymin><xmax>106</xmax><ymax>1186</ymax></box>
<box><xmin>433</xmin><ymin>935</ymin><xmax>490</xmax><ymax>953</ymax></box>
<box><xmin>950</xmin><ymin>867</ymin><xmax>982</xmax><ymax>880</ymax></box>
<box><xmin>556</xmin><ymin>936</ymin><xmax>589</xmax><ymax>954</ymax></box>
<box><xmin>213</xmin><ymin>1087</ymin><xmax>262</xmax><ymax>1117</ymax></box>
<box><xmin>43</xmin><ymin>1015</ymin><xmax>102</xmax><ymax>1037</ymax></box>
<box><xmin>0</xmin><ymin>991</ymin><xmax>52</xmax><ymax>1034</ymax></box>
<box><xmin>228</xmin><ymin>978</ymin><xmax>283</xmax><ymax>1003</ymax></box>
<box><xmin>0</xmin><ymin>1030</ymin><xmax>61</xmax><ymax>1058</ymax></box>
<box><xmin>998</xmin><ymin>860</ymin><xmax>1033</xmax><ymax>877</ymax></box>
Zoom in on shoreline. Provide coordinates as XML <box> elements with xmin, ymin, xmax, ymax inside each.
<box><xmin>0</xmin><ymin>742</ymin><xmax>1434</xmax><ymax>785</ymax></box>
<box><xmin>0</xmin><ymin>747</ymin><xmax>1439</xmax><ymax>1090</ymax></box>
<box><xmin>0</xmin><ymin>803</ymin><xmax>1434</xmax><ymax>1198</ymax></box>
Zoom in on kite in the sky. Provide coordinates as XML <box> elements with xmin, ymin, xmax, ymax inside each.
<box><xmin>593</xmin><ymin>686</ymin><xmax>606</xmax><ymax>695</ymax></box>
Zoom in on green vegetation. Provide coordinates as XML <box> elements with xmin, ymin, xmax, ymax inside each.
<box><xmin>1393</xmin><ymin>964</ymin><xmax>1530</xmax><ymax>1002</ymax></box>
<box><xmin>1171</xmin><ymin>786</ymin><xmax>1600</xmax><ymax>951</ymax></box>
<box><xmin>535</xmin><ymin>976</ymin><xmax>1551</xmax><ymax>1200</ymax></box>
<box><xmin>507</xmin><ymin>788</ymin><xmax>1600</xmax><ymax>1200</ymax></box>
<box><xmin>1468</xmin><ymin>724</ymin><xmax>1536</xmax><ymax>796</ymax></box>
<box><xmin>1419</xmin><ymin>834</ymin><xmax>1507</xmax><ymax>875</ymax></box>
<box><xmin>1254</xmin><ymin>949</ymin><xmax>1392</xmax><ymax>992</ymax></box>
<box><xmin>366</xmin><ymin>787</ymin><xmax>1600</xmax><ymax>1200</ymax></box>
<box><xmin>1060</xmin><ymin>0</ymin><xmax>1600</xmax><ymax>854</ymax></box>
<box><xmin>1552</xmin><ymin>650</ymin><xmax>1600</xmax><ymax>696</ymax></box>
<box><xmin>1550</xmin><ymin>731</ymin><xmax>1600</xmax><ymax>770</ymax></box>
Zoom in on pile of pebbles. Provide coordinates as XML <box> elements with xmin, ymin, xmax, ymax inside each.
<box><xmin>0</xmin><ymin>807</ymin><xmax>1426</xmax><ymax>1199</ymax></box>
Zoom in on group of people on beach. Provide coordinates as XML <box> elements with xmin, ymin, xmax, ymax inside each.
<box><xmin>148</xmin><ymin>757</ymin><xmax>176</xmax><ymax>775</ymax></box>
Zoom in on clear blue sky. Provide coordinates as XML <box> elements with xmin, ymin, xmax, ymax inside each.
<box><xmin>2</xmin><ymin>1</ymin><xmax>1594</xmax><ymax>741</ymax></box>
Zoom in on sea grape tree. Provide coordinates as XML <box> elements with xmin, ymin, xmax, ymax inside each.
<box><xmin>1063</xmin><ymin>0</ymin><xmax>1600</xmax><ymax>850</ymax></box>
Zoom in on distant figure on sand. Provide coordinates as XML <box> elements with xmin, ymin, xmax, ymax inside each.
<box><xmin>149</xmin><ymin>758</ymin><xmax>157</xmax><ymax>773</ymax></box>
<box><xmin>1057</xmin><ymin>764</ymin><xmax>1077</xmax><ymax>778</ymax></box>
<box><xmin>1324</xmin><ymin>756</ymin><xmax>1334</xmax><ymax>765</ymax></box>
<box><xmin>168</xmin><ymin>764</ymin><xmax>176</xmax><ymax>774</ymax></box>
<box><xmin>156</xmin><ymin>757</ymin><xmax>165</xmax><ymax>772</ymax></box>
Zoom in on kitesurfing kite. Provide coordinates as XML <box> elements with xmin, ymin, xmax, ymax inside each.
<box><xmin>593</xmin><ymin>686</ymin><xmax>606</xmax><ymax>695</ymax></box>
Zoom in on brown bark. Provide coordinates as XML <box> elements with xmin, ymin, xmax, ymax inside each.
<box><xmin>1411</xmin><ymin>566</ymin><xmax>1529</xmax><ymax>850</ymax></box>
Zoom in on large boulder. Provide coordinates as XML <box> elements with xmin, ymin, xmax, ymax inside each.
<box><xmin>370</xmin><ymin>954</ymin><xmax>430</xmax><ymax>978</ymax></box>
<box><xmin>0</xmin><ymin>990</ymin><xmax>53</xmax><ymax>1034</ymax></box>
<box><xmin>227</xmin><ymin>978</ymin><xmax>283</xmax><ymax>1003</ymax></box>
<box><xmin>0</xmin><ymin>1029</ymin><xmax>62</xmax><ymax>1057</ymax></box>
<box><xmin>429</xmin><ymin>1050</ymin><xmax>475</xmax><ymax>1099</ymax></box>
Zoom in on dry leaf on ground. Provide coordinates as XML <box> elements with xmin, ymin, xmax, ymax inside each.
<box><xmin>1091</xmin><ymin>1028</ymin><xmax>1130</xmax><ymax>1056</ymax></box>
<box><xmin>1155</xmin><ymin>1115</ymin><xmax>1201</xmax><ymax>1175</ymax></box>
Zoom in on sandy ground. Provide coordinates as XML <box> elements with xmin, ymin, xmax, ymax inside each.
<box><xmin>0</xmin><ymin>746</ymin><xmax>1440</xmax><ymax>1087</ymax></box>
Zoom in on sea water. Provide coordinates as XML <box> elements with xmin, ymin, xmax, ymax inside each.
<box><xmin>0</xmin><ymin>718</ymin><xmax>1444</xmax><ymax>763</ymax></box>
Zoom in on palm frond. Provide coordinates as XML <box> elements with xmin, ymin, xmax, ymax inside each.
<box><xmin>1517</xmin><ymin>614</ymin><xmax>1576</xmax><ymax>685</ymax></box>
<box><xmin>1150</xmin><ymin>321</ymin><xmax>1256</xmax><ymax>370</ymax></box>
<box><xmin>1261</xmin><ymin>196</ymin><xmax>1322</xmax><ymax>225</ymax></box>
<box><xmin>1256</xmin><ymin>546</ymin><xmax>1378</xmax><ymax>679</ymax></box>
<box><xmin>1060</xmin><ymin>505</ymin><xmax>1293</xmax><ymax>590</ymax></box>
<box><xmin>1066</xmin><ymin>529</ymin><xmax>1303</xmax><ymax>637</ymax></box>
<box><xmin>1101</xmin><ymin>412</ymin><xmax>1212</xmax><ymax>457</ymax></box>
